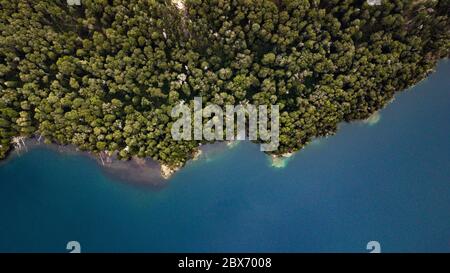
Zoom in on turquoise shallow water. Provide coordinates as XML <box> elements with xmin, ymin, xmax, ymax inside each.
<box><xmin>0</xmin><ymin>60</ymin><xmax>449</xmax><ymax>253</ymax></box>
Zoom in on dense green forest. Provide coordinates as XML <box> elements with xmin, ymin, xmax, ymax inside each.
<box><xmin>0</xmin><ymin>0</ymin><xmax>449</xmax><ymax>168</ymax></box>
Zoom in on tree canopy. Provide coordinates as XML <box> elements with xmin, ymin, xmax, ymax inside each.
<box><xmin>0</xmin><ymin>0</ymin><xmax>448</xmax><ymax>166</ymax></box>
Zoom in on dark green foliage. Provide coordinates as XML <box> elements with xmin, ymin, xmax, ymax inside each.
<box><xmin>0</xmin><ymin>0</ymin><xmax>448</xmax><ymax>165</ymax></box>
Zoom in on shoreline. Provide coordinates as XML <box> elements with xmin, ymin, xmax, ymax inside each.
<box><xmin>2</xmin><ymin>60</ymin><xmax>447</xmax><ymax>186</ymax></box>
<box><xmin>5</xmin><ymin>138</ymin><xmax>167</xmax><ymax>188</ymax></box>
<box><xmin>2</xmin><ymin>137</ymin><xmax>231</xmax><ymax>189</ymax></box>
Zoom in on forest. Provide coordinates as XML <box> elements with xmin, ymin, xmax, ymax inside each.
<box><xmin>0</xmin><ymin>0</ymin><xmax>449</xmax><ymax>168</ymax></box>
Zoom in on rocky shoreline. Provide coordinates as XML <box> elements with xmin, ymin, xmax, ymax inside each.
<box><xmin>3</xmin><ymin>135</ymin><xmax>311</xmax><ymax>184</ymax></box>
<box><xmin>3</xmin><ymin>137</ymin><xmax>233</xmax><ymax>188</ymax></box>
<box><xmin>6</xmin><ymin>137</ymin><xmax>167</xmax><ymax>187</ymax></box>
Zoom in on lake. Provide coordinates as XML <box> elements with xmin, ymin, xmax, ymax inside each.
<box><xmin>0</xmin><ymin>60</ymin><xmax>449</xmax><ymax>253</ymax></box>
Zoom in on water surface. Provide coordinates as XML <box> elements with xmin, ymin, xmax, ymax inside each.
<box><xmin>0</xmin><ymin>60</ymin><xmax>449</xmax><ymax>252</ymax></box>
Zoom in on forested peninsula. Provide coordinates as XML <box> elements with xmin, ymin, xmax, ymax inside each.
<box><xmin>0</xmin><ymin>0</ymin><xmax>449</xmax><ymax>176</ymax></box>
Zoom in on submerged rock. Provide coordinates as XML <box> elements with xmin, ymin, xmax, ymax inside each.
<box><xmin>270</xmin><ymin>153</ymin><xmax>295</xmax><ymax>169</ymax></box>
<box><xmin>363</xmin><ymin>112</ymin><xmax>381</xmax><ymax>126</ymax></box>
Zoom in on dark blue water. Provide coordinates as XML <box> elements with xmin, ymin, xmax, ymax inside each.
<box><xmin>0</xmin><ymin>61</ymin><xmax>449</xmax><ymax>253</ymax></box>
